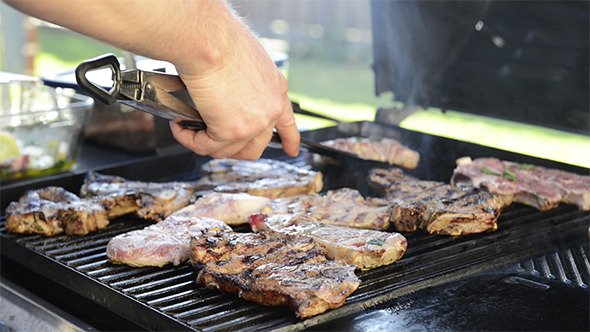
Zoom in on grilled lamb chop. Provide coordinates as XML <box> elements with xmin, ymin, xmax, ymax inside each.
<box><xmin>197</xmin><ymin>158</ymin><xmax>323</xmax><ymax>198</ymax></box>
<box><xmin>197</xmin><ymin>261</ymin><xmax>360</xmax><ymax>319</ymax></box>
<box><xmin>368</xmin><ymin>168</ymin><xmax>506</xmax><ymax>235</ymax></box>
<box><xmin>249</xmin><ymin>213</ymin><xmax>407</xmax><ymax>270</ymax></box>
<box><xmin>190</xmin><ymin>229</ymin><xmax>328</xmax><ymax>270</ymax></box>
<box><xmin>190</xmin><ymin>229</ymin><xmax>360</xmax><ymax>318</ymax></box>
<box><xmin>106</xmin><ymin>192</ymin><xmax>269</xmax><ymax>267</ymax></box>
<box><xmin>81</xmin><ymin>171</ymin><xmax>197</xmax><ymax>222</ymax></box>
<box><xmin>107</xmin><ymin>211</ymin><xmax>231</xmax><ymax>267</ymax></box>
<box><xmin>320</xmin><ymin>137</ymin><xmax>420</xmax><ymax>169</ymax></box>
<box><xmin>451</xmin><ymin>157</ymin><xmax>590</xmax><ymax>211</ymax></box>
<box><xmin>6</xmin><ymin>187</ymin><xmax>109</xmax><ymax>236</ymax></box>
<box><xmin>262</xmin><ymin>188</ymin><xmax>392</xmax><ymax>230</ymax></box>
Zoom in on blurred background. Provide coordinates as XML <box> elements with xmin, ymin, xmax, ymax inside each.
<box><xmin>1</xmin><ymin>0</ymin><xmax>588</xmax><ymax>167</ymax></box>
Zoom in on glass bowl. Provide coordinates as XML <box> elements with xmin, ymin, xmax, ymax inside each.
<box><xmin>0</xmin><ymin>74</ymin><xmax>93</xmax><ymax>180</ymax></box>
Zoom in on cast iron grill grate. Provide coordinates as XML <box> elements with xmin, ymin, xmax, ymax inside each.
<box><xmin>1</xmin><ymin>201</ymin><xmax>588</xmax><ymax>331</ymax></box>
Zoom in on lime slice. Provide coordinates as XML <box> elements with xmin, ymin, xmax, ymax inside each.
<box><xmin>0</xmin><ymin>133</ymin><xmax>20</xmax><ymax>163</ymax></box>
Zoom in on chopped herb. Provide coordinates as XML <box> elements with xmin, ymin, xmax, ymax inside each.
<box><xmin>481</xmin><ymin>166</ymin><xmax>500</xmax><ymax>176</ymax></box>
<box><xmin>66</xmin><ymin>214</ymin><xmax>78</xmax><ymax>225</ymax></box>
<box><xmin>502</xmin><ymin>170</ymin><xmax>518</xmax><ymax>182</ymax></box>
<box><xmin>367</xmin><ymin>239</ymin><xmax>385</xmax><ymax>246</ymax></box>
<box><xmin>517</xmin><ymin>164</ymin><xmax>535</xmax><ymax>170</ymax></box>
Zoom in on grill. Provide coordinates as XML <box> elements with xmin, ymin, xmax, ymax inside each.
<box><xmin>1</xmin><ymin>122</ymin><xmax>589</xmax><ymax>331</ymax></box>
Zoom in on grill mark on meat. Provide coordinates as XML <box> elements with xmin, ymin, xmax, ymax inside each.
<box><xmin>262</xmin><ymin>188</ymin><xmax>392</xmax><ymax>230</ymax></box>
<box><xmin>106</xmin><ymin>192</ymin><xmax>270</xmax><ymax>267</ymax></box>
<box><xmin>452</xmin><ymin>157</ymin><xmax>590</xmax><ymax>211</ymax></box>
<box><xmin>368</xmin><ymin>168</ymin><xmax>506</xmax><ymax>235</ymax></box>
<box><xmin>197</xmin><ymin>261</ymin><xmax>360</xmax><ymax>318</ymax></box>
<box><xmin>249</xmin><ymin>213</ymin><xmax>407</xmax><ymax>270</ymax></box>
<box><xmin>106</xmin><ymin>213</ymin><xmax>231</xmax><ymax>267</ymax></box>
<box><xmin>6</xmin><ymin>187</ymin><xmax>109</xmax><ymax>236</ymax></box>
<box><xmin>190</xmin><ymin>228</ymin><xmax>359</xmax><ymax>318</ymax></box>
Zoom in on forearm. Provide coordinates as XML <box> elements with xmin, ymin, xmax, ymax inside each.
<box><xmin>3</xmin><ymin>0</ymin><xmax>243</xmax><ymax>72</ymax></box>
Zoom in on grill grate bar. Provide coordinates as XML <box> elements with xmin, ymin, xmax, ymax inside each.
<box><xmin>134</xmin><ymin>279</ymin><xmax>196</xmax><ymax>300</ymax></box>
<box><xmin>114</xmin><ymin>270</ymin><xmax>195</xmax><ymax>292</ymax></box>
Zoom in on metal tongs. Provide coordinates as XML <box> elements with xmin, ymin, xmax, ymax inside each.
<box><xmin>75</xmin><ymin>54</ymin><xmax>356</xmax><ymax>159</ymax></box>
<box><xmin>75</xmin><ymin>53</ymin><xmax>206</xmax><ymax>128</ymax></box>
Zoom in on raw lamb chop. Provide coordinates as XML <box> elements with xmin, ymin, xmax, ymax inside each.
<box><xmin>451</xmin><ymin>157</ymin><xmax>590</xmax><ymax>211</ymax></box>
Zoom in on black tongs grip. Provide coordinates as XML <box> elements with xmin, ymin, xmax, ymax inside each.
<box><xmin>75</xmin><ymin>54</ymin><xmax>121</xmax><ymax>105</ymax></box>
<box><xmin>75</xmin><ymin>53</ymin><xmax>202</xmax><ymax>121</ymax></box>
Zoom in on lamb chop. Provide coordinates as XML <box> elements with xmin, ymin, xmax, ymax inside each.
<box><xmin>368</xmin><ymin>168</ymin><xmax>506</xmax><ymax>235</ymax></box>
<box><xmin>190</xmin><ymin>229</ymin><xmax>360</xmax><ymax>318</ymax></box>
<box><xmin>197</xmin><ymin>261</ymin><xmax>360</xmax><ymax>319</ymax></box>
<box><xmin>451</xmin><ymin>157</ymin><xmax>590</xmax><ymax>211</ymax></box>
<box><xmin>196</xmin><ymin>158</ymin><xmax>324</xmax><ymax>198</ymax></box>
<box><xmin>6</xmin><ymin>187</ymin><xmax>109</xmax><ymax>236</ymax></box>
<box><xmin>262</xmin><ymin>188</ymin><xmax>393</xmax><ymax>230</ymax></box>
<box><xmin>106</xmin><ymin>192</ymin><xmax>270</xmax><ymax>267</ymax></box>
<box><xmin>321</xmin><ymin>137</ymin><xmax>420</xmax><ymax>169</ymax></box>
<box><xmin>80</xmin><ymin>171</ymin><xmax>197</xmax><ymax>222</ymax></box>
<box><xmin>249</xmin><ymin>213</ymin><xmax>407</xmax><ymax>270</ymax></box>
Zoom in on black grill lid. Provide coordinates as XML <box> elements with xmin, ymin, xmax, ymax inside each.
<box><xmin>371</xmin><ymin>0</ymin><xmax>590</xmax><ymax>134</ymax></box>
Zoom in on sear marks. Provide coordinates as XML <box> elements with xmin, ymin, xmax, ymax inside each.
<box><xmin>368</xmin><ymin>168</ymin><xmax>506</xmax><ymax>236</ymax></box>
<box><xmin>190</xmin><ymin>228</ymin><xmax>360</xmax><ymax>318</ymax></box>
<box><xmin>249</xmin><ymin>213</ymin><xmax>407</xmax><ymax>270</ymax></box>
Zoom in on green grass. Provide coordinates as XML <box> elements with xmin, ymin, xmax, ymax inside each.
<box><xmin>32</xmin><ymin>27</ymin><xmax>589</xmax><ymax>169</ymax></box>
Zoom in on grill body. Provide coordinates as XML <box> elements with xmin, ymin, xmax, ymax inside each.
<box><xmin>1</xmin><ymin>122</ymin><xmax>589</xmax><ymax>331</ymax></box>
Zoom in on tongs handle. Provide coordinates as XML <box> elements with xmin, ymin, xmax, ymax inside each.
<box><xmin>75</xmin><ymin>53</ymin><xmax>122</xmax><ymax>105</ymax></box>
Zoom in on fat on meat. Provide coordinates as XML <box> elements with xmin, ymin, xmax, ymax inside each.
<box><xmin>249</xmin><ymin>213</ymin><xmax>407</xmax><ymax>270</ymax></box>
<box><xmin>196</xmin><ymin>158</ymin><xmax>323</xmax><ymax>198</ymax></box>
<box><xmin>262</xmin><ymin>188</ymin><xmax>393</xmax><ymax>230</ymax></box>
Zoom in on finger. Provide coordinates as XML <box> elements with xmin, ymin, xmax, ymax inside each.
<box><xmin>169</xmin><ymin>120</ymin><xmax>227</xmax><ymax>156</ymax></box>
<box><xmin>225</xmin><ymin>129</ymin><xmax>274</xmax><ymax>161</ymax></box>
<box><xmin>274</xmin><ymin>98</ymin><xmax>300</xmax><ymax>157</ymax></box>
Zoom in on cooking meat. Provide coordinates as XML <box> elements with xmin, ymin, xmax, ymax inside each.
<box><xmin>197</xmin><ymin>158</ymin><xmax>323</xmax><ymax>198</ymax></box>
<box><xmin>197</xmin><ymin>261</ymin><xmax>360</xmax><ymax>319</ymax></box>
<box><xmin>5</xmin><ymin>187</ymin><xmax>109</xmax><ymax>236</ymax></box>
<box><xmin>189</xmin><ymin>192</ymin><xmax>270</xmax><ymax>225</ymax></box>
<box><xmin>190</xmin><ymin>229</ymin><xmax>360</xmax><ymax>318</ymax></box>
<box><xmin>107</xmin><ymin>209</ymin><xmax>231</xmax><ymax>267</ymax></box>
<box><xmin>262</xmin><ymin>188</ymin><xmax>392</xmax><ymax>230</ymax></box>
<box><xmin>106</xmin><ymin>192</ymin><xmax>270</xmax><ymax>267</ymax></box>
<box><xmin>321</xmin><ymin>137</ymin><xmax>420</xmax><ymax>169</ymax></box>
<box><xmin>190</xmin><ymin>228</ymin><xmax>328</xmax><ymax>269</ymax></box>
<box><xmin>368</xmin><ymin>168</ymin><xmax>506</xmax><ymax>235</ymax></box>
<box><xmin>249</xmin><ymin>213</ymin><xmax>407</xmax><ymax>270</ymax></box>
<box><xmin>81</xmin><ymin>171</ymin><xmax>197</xmax><ymax>222</ymax></box>
<box><xmin>366</xmin><ymin>167</ymin><xmax>418</xmax><ymax>196</ymax></box>
<box><xmin>451</xmin><ymin>157</ymin><xmax>590</xmax><ymax>211</ymax></box>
